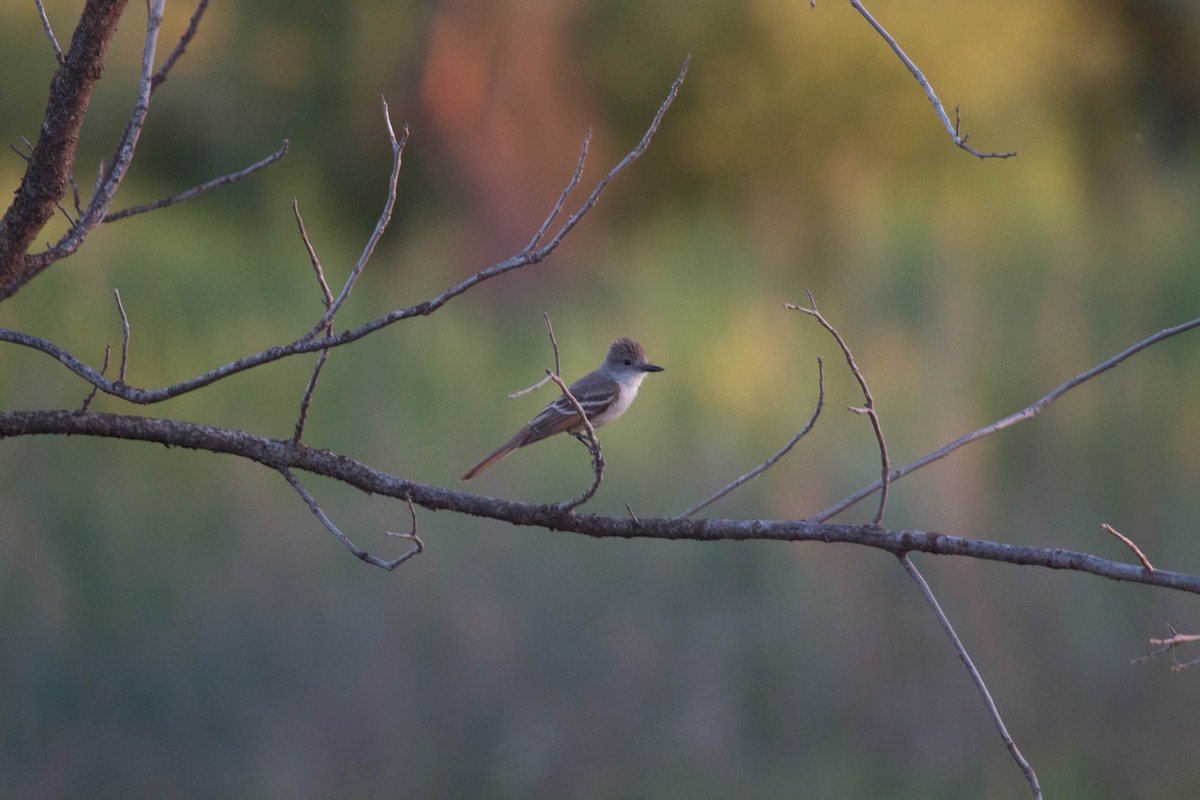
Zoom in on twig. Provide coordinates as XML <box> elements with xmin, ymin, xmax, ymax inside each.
<box><xmin>150</xmin><ymin>0</ymin><xmax>211</xmax><ymax>95</ymax></box>
<box><xmin>384</xmin><ymin>496</ymin><xmax>426</xmax><ymax>560</ymax></box>
<box><xmin>34</xmin><ymin>0</ymin><xmax>64</xmax><ymax>65</ymax></box>
<box><xmin>625</xmin><ymin>503</ymin><xmax>641</xmax><ymax>524</ymax></box>
<box><xmin>113</xmin><ymin>288</ymin><xmax>130</xmax><ymax>383</ymax></box>
<box><xmin>812</xmin><ymin>314</ymin><xmax>1200</xmax><ymax>522</ymax></box>
<box><xmin>1100</xmin><ymin>523</ymin><xmax>1154</xmax><ymax>572</ymax></box>
<box><xmin>847</xmin><ymin>0</ymin><xmax>1016</xmax><ymax>159</ymax></box>
<box><xmin>278</xmin><ymin>467</ymin><xmax>423</xmax><ymax>570</ymax></box>
<box><xmin>678</xmin><ymin>357</ymin><xmax>825</xmax><ymax>518</ymax></box>
<box><xmin>1132</xmin><ymin>625</ymin><xmax>1200</xmax><ymax>670</ymax></box>
<box><xmin>547</xmin><ymin>371</ymin><xmax>604</xmax><ymax>511</ymax></box>
<box><xmin>306</xmin><ymin>102</ymin><xmax>408</xmax><ymax>339</ymax></box>
<box><xmin>786</xmin><ymin>293</ymin><xmax>890</xmax><ymax>524</ymax></box>
<box><xmin>78</xmin><ymin>345</ymin><xmax>111</xmax><ymax>412</ymax></box>
<box><xmin>290</xmin><ymin>197</ymin><xmax>334</xmax><ymax>443</ymax></box>
<box><xmin>510</xmin><ymin>314</ymin><xmax>561</xmax><ymax>398</ymax></box>
<box><xmin>898</xmin><ymin>554</ymin><xmax>1042</xmax><ymax>799</ymax></box>
<box><xmin>524</xmin><ymin>131</ymin><xmax>591</xmax><ymax>252</ymax></box>
<box><xmin>104</xmin><ymin>140</ymin><xmax>289</xmax><ymax>223</ymax></box>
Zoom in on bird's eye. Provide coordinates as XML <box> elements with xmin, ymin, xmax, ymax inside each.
<box><xmin>623</xmin><ymin>359</ymin><xmax>632</xmax><ymax>366</ymax></box>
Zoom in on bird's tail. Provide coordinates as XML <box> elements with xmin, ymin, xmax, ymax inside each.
<box><xmin>461</xmin><ymin>427</ymin><xmax>531</xmax><ymax>481</ymax></box>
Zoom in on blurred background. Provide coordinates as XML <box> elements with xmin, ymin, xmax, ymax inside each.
<box><xmin>2</xmin><ymin>0</ymin><xmax>1200</xmax><ymax>796</ymax></box>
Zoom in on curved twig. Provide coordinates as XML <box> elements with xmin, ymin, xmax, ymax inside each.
<box><xmin>677</xmin><ymin>357</ymin><xmax>824</xmax><ymax>518</ymax></box>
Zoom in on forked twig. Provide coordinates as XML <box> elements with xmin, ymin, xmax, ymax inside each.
<box><xmin>678</xmin><ymin>357</ymin><xmax>825</xmax><ymax>518</ymax></box>
<box><xmin>786</xmin><ymin>293</ymin><xmax>890</xmax><ymax>524</ymax></box>
<box><xmin>899</xmin><ymin>554</ymin><xmax>1042</xmax><ymax>799</ymax></box>
<box><xmin>847</xmin><ymin>0</ymin><xmax>1016</xmax><ymax>159</ymax></box>
<box><xmin>812</xmin><ymin>315</ymin><xmax>1200</xmax><ymax>522</ymax></box>
<box><xmin>290</xmin><ymin>198</ymin><xmax>334</xmax><ymax>443</ymax></box>
<box><xmin>1132</xmin><ymin>625</ymin><xmax>1200</xmax><ymax>671</ymax></box>
<box><xmin>278</xmin><ymin>467</ymin><xmax>423</xmax><ymax>570</ymax></box>
<box><xmin>306</xmin><ymin>102</ymin><xmax>409</xmax><ymax>339</ymax></box>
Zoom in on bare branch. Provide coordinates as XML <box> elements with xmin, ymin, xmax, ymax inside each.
<box><xmin>678</xmin><ymin>357</ymin><xmax>825</xmax><ymax>518</ymax></box>
<box><xmin>278</xmin><ymin>467</ymin><xmax>423</xmax><ymax>571</ymax></box>
<box><xmin>1100</xmin><ymin>523</ymin><xmax>1154</xmax><ymax>572</ymax></box>
<box><xmin>34</xmin><ymin>0</ymin><xmax>65</xmax><ymax>64</ymax></box>
<box><xmin>547</xmin><ymin>370</ymin><xmax>604</xmax><ymax>512</ymax></box>
<box><xmin>6</xmin><ymin>0</ymin><xmax>166</xmax><ymax>296</ymax></box>
<box><xmin>813</xmin><ymin>314</ymin><xmax>1200</xmax><ymax>522</ymax></box>
<box><xmin>103</xmin><ymin>140</ymin><xmax>289</xmax><ymax>223</ymax></box>
<box><xmin>6</xmin><ymin>409</ymin><xmax>1200</xmax><ymax>594</ymax></box>
<box><xmin>0</xmin><ymin>60</ymin><xmax>691</xmax><ymax>404</ymax></box>
<box><xmin>1133</xmin><ymin>626</ymin><xmax>1200</xmax><ymax>670</ymax></box>
<box><xmin>847</xmin><ymin>0</ymin><xmax>1016</xmax><ymax>159</ymax></box>
<box><xmin>786</xmin><ymin>293</ymin><xmax>890</xmax><ymax>524</ymax></box>
<box><xmin>150</xmin><ymin>0</ymin><xmax>210</xmax><ymax>95</ymax></box>
<box><xmin>524</xmin><ymin>130</ymin><xmax>591</xmax><ymax>252</ymax></box>
<box><xmin>898</xmin><ymin>554</ymin><xmax>1042</xmax><ymax>799</ymax></box>
<box><xmin>0</xmin><ymin>0</ymin><xmax>130</xmax><ymax>297</ymax></box>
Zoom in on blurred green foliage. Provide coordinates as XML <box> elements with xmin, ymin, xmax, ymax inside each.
<box><xmin>3</xmin><ymin>0</ymin><xmax>1200</xmax><ymax>797</ymax></box>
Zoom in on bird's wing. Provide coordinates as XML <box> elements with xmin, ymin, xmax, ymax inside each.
<box><xmin>525</xmin><ymin>374</ymin><xmax>618</xmax><ymax>443</ymax></box>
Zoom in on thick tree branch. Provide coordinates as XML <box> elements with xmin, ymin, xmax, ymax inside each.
<box><xmin>2</xmin><ymin>408</ymin><xmax>1200</xmax><ymax>592</ymax></box>
<box><xmin>0</xmin><ymin>0</ymin><xmax>130</xmax><ymax>295</ymax></box>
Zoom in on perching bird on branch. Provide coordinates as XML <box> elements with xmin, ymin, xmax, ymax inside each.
<box><xmin>462</xmin><ymin>337</ymin><xmax>664</xmax><ymax>481</ymax></box>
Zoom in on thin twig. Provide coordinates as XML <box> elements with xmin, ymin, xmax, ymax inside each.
<box><xmin>290</xmin><ymin>198</ymin><xmax>334</xmax><ymax>443</ymax></box>
<box><xmin>524</xmin><ymin>131</ymin><xmax>591</xmax><ymax>252</ymax></box>
<box><xmin>898</xmin><ymin>554</ymin><xmax>1043</xmax><ymax>799</ymax></box>
<box><xmin>678</xmin><ymin>357</ymin><xmax>825</xmax><ymax>518</ymax></box>
<box><xmin>510</xmin><ymin>313</ymin><xmax>562</xmax><ymax>398</ymax></box>
<box><xmin>79</xmin><ymin>345</ymin><xmax>111</xmax><ymax>412</ymax></box>
<box><xmin>1100</xmin><ymin>523</ymin><xmax>1154</xmax><ymax>572</ymax></box>
<box><xmin>104</xmin><ymin>140</ymin><xmax>289</xmax><ymax>223</ymax></box>
<box><xmin>811</xmin><ymin>315</ymin><xmax>1200</xmax><ymax>522</ymax></box>
<box><xmin>847</xmin><ymin>0</ymin><xmax>1016</xmax><ymax>159</ymax></box>
<box><xmin>1132</xmin><ymin>625</ymin><xmax>1200</xmax><ymax>670</ymax></box>
<box><xmin>150</xmin><ymin>0</ymin><xmax>211</xmax><ymax>95</ymax></box>
<box><xmin>786</xmin><ymin>293</ymin><xmax>890</xmax><ymax>524</ymax></box>
<box><xmin>547</xmin><ymin>370</ymin><xmax>604</xmax><ymax>511</ymax></box>
<box><xmin>34</xmin><ymin>0</ymin><xmax>64</xmax><ymax>64</ymax></box>
<box><xmin>113</xmin><ymin>289</ymin><xmax>130</xmax><ymax>383</ymax></box>
<box><xmin>306</xmin><ymin>102</ymin><xmax>408</xmax><ymax>339</ymax></box>
<box><xmin>278</xmin><ymin>467</ymin><xmax>423</xmax><ymax>570</ymax></box>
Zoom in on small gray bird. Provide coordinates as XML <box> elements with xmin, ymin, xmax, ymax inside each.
<box><xmin>461</xmin><ymin>337</ymin><xmax>664</xmax><ymax>481</ymax></box>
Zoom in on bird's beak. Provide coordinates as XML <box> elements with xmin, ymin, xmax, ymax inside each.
<box><xmin>642</xmin><ymin>362</ymin><xmax>665</xmax><ymax>373</ymax></box>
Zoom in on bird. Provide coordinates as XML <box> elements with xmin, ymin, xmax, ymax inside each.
<box><xmin>461</xmin><ymin>337</ymin><xmax>664</xmax><ymax>481</ymax></box>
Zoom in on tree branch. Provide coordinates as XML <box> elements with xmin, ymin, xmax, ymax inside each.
<box><xmin>0</xmin><ymin>0</ymin><xmax>130</xmax><ymax>296</ymax></box>
<box><xmin>846</xmin><ymin>0</ymin><xmax>1016</xmax><ymax>159</ymax></box>
<box><xmin>812</xmin><ymin>315</ymin><xmax>1200</xmax><ymax>521</ymax></box>
<box><xmin>3</xmin><ymin>409</ymin><xmax>1200</xmax><ymax>592</ymax></box>
<box><xmin>898</xmin><ymin>554</ymin><xmax>1042</xmax><ymax>799</ymax></box>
